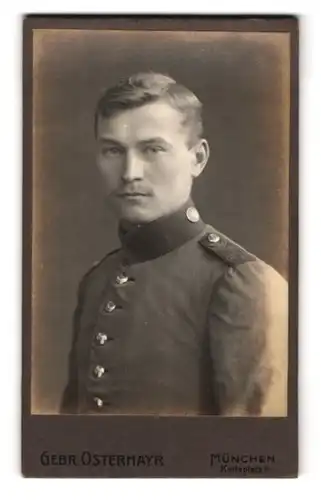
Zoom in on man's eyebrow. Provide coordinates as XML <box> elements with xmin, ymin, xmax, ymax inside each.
<box><xmin>98</xmin><ymin>137</ymin><xmax>172</xmax><ymax>148</ymax></box>
<box><xmin>98</xmin><ymin>137</ymin><xmax>125</xmax><ymax>147</ymax></box>
<box><xmin>138</xmin><ymin>138</ymin><xmax>172</xmax><ymax>147</ymax></box>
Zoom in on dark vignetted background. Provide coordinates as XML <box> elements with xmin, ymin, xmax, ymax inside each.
<box><xmin>32</xmin><ymin>30</ymin><xmax>290</xmax><ymax>413</ymax></box>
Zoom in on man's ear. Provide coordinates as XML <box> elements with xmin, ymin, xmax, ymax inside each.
<box><xmin>191</xmin><ymin>139</ymin><xmax>210</xmax><ymax>178</ymax></box>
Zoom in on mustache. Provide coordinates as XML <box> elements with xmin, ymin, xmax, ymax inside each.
<box><xmin>115</xmin><ymin>185</ymin><xmax>153</xmax><ymax>196</ymax></box>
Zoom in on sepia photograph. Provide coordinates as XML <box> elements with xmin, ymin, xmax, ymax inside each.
<box><xmin>32</xmin><ymin>24</ymin><xmax>290</xmax><ymax>417</ymax></box>
<box><xmin>23</xmin><ymin>15</ymin><xmax>298</xmax><ymax>477</ymax></box>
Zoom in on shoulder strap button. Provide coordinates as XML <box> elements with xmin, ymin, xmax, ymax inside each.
<box><xmin>207</xmin><ymin>233</ymin><xmax>220</xmax><ymax>244</ymax></box>
<box><xmin>199</xmin><ymin>229</ymin><xmax>256</xmax><ymax>266</ymax></box>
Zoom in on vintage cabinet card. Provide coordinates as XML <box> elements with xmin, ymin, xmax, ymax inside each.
<box><xmin>22</xmin><ymin>15</ymin><xmax>298</xmax><ymax>477</ymax></box>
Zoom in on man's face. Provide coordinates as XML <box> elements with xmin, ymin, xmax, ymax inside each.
<box><xmin>96</xmin><ymin>101</ymin><xmax>208</xmax><ymax>223</ymax></box>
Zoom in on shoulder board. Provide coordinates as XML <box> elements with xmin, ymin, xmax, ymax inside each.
<box><xmin>199</xmin><ymin>229</ymin><xmax>256</xmax><ymax>266</ymax></box>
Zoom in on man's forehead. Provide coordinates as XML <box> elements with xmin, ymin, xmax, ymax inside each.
<box><xmin>97</xmin><ymin>101</ymin><xmax>186</xmax><ymax>140</ymax></box>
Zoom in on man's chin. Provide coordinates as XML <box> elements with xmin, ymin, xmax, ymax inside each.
<box><xmin>118</xmin><ymin>204</ymin><xmax>156</xmax><ymax>224</ymax></box>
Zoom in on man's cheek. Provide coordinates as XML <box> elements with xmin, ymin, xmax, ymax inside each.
<box><xmin>156</xmin><ymin>159</ymin><xmax>182</xmax><ymax>180</ymax></box>
<box><xmin>162</xmin><ymin>164</ymin><xmax>189</xmax><ymax>185</ymax></box>
<box><xmin>99</xmin><ymin>169</ymin><xmax>119</xmax><ymax>193</ymax></box>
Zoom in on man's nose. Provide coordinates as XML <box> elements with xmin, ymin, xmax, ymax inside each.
<box><xmin>121</xmin><ymin>151</ymin><xmax>144</xmax><ymax>182</ymax></box>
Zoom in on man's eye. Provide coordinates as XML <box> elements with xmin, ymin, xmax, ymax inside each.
<box><xmin>101</xmin><ymin>147</ymin><xmax>122</xmax><ymax>156</ymax></box>
<box><xmin>143</xmin><ymin>145</ymin><xmax>166</xmax><ymax>154</ymax></box>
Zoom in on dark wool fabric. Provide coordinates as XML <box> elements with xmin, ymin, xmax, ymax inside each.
<box><xmin>61</xmin><ymin>202</ymin><xmax>287</xmax><ymax>416</ymax></box>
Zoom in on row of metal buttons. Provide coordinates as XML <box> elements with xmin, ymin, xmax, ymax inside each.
<box><xmin>92</xmin><ymin>271</ymin><xmax>129</xmax><ymax>408</ymax></box>
<box><xmin>91</xmin><ymin>238</ymin><xmax>223</xmax><ymax>409</ymax></box>
<box><xmin>92</xmin><ymin>349</ymin><xmax>107</xmax><ymax>407</ymax></box>
<box><xmin>103</xmin><ymin>271</ymin><xmax>129</xmax><ymax>314</ymax></box>
<box><xmin>92</xmin><ymin>332</ymin><xmax>108</xmax><ymax>408</ymax></box>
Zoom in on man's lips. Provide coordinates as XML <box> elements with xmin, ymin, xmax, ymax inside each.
<box><xmin>117</xmin><ymin>192</ymin><xmax>151</xmax><ymax>197</ymax></box>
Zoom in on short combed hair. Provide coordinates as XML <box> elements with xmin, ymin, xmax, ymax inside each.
<box><xmin>94</xmin><ymin>72</ymin><xmax>203</xmax><ymax>145</ymax></box>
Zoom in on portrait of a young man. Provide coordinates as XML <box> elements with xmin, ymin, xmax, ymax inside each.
<box><xmin>59</xmin><ymin>72</ymin><xmax>288</xmax><ymax>417</ymax></box>
<box><xmin>30</xmin><ymin>28</ymin><xmax>291</xmax><ymax>420</ymax></box>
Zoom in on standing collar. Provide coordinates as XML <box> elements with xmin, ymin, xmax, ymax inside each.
<box><xmin>118</xmin><ymin>199</ymin><xmax>206</xmax><ymax>262</ymax></box>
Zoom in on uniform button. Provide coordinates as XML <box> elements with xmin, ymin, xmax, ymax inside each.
<box><xmin>105</xmin><ymin>300</ymin><xmax>116</xmax><ymax>313</ymax></box>
<box><xmin>207</xmin><ymin>233</ymin><xmax>220</xmax><ymax>244</ymax></box>
<box><xmin>93</xmin><ymin>365</ymin><xmax>106</xmax><ymax>378</ymax></box>
<box><xmin>93</xmin><ymin>397</ymin><xmax>103</xmax><ymax>408</ymax></box>
<box><xmin>96</xmin><ymin>332</ymin><xmax>108</xmax><ymax>345</ymax></box>
<box><xmin>115</xmin><ymin>273</ymin><xmax>128</xmax><ymax>285</ymax></box>
<box><xmin>186</xmin><ymin>206</ymin><xmax>200</xmax><ymax>223</ymax></box>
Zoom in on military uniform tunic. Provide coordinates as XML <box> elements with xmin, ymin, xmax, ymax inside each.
<box><xmin>60</xmin><ymin>202</ymin><xmax>288</xmax><ymax>416</ymax></box>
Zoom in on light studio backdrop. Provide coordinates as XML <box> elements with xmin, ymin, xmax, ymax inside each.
<box><xmin>32</xmin><ymin>30</ymin><xmax>290</xmax><ymax>413</ymax></box>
